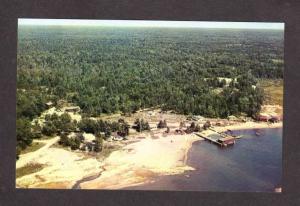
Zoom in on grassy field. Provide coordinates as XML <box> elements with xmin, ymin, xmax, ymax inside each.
<box><xmin>16</xmin><ymin>163</ymin><xmax>44</xmax><ymax>178</ymax></box>
<box><xmin>258</xmin><ymin>79</ymin><xmax>283</xmax><ymax>106</ymax></box>
<box><xmin>20</xmin><ymin>142</ymin><xmax>45</xmax><ymax>155</ymax></box>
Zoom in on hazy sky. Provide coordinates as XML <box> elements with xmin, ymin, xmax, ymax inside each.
<box><xmin>18</xmin><ymin>19</ymin><xmax>284</xmax><ymax>30</ymax></box>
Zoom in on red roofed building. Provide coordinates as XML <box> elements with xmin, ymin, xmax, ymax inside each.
<box><xmin>257</xmin><ymin>114</ymin><xmax>269</xmax><ymax>122</ymax></box>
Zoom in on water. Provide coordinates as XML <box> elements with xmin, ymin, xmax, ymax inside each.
<box><xmin>72</xmin><ymin>173</ymin><xmax>102</xmax><ymax>189</ymax></box>
<box><xmin>125</xmin><ymin>128</ymin><xmax>282</xmax><ymax>192</ymax></box>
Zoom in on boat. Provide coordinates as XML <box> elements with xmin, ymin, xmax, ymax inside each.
<box><xmin>235</xmin><ymin>135</ymin><xmax>243</xmax><ymax>139</ymax></box>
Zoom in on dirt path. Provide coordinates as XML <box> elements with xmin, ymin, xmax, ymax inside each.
<box><xmin>16</xmin><ymin>136</ymin><xmax>59</xmax><ymax>169</ymax></box>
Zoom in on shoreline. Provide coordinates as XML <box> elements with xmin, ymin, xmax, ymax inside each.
<box><xmin>78</xmin><ymin>122</ymin><xmax>282</xmax><ymax>189</ymax></box>
<box><xmin>79</xmin><ymin>133</ymin><xmax>202</xmax><ymax>189</ymax></box>
<box><xmin>213</xmin><ymin>121</ymin><xmax>282</xmax><ymax>133</ymax></box>
<box><xmin>123</xmin><ymin>123</ymin><xmax>283</xmax><ymax>191</ymax></box>
<box><xmin>16</xmin><ymin>120</ymin><xmax>282</xmax><ymax>189</ymax></box>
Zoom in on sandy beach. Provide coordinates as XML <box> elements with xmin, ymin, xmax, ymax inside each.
<box><xmin>16</xmin><ymin>131</ymin><xmax>203</xmax><ymax>189</ymax></box>
<box><xmin>80</xmin><ymin>133</ymin><xmax>202</xmax><ymax>189</ymax></box>
<box><xmin>214</xmin><ymin>121</ymin><xmax>282</xmax><ymax>133</ymax></box>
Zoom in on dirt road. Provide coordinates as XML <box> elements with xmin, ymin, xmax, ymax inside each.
<box><xmin>16</xmin><ymin>136</ymin><xmax>59</xmax><ymax>169</ymax></box>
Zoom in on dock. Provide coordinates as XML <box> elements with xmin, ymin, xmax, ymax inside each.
<box><xmin>209</xmin><ymin>128</ymin><xmax>231</xmax><ymax>138</ymax></box>
<box><xmin>195</xmin><ymin>128</ymin><xmax>236</xmax><ymax>147</ymax></box>
<box><xmin>194</xmin><ymin>133</ymin><xmax>222</xmax><ymax>146</ymax></box>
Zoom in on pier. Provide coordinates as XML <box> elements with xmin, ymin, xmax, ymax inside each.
<box><xmin>195</xmin><ymin>128</ymin><xmax>236</xmax><ymax>147</ymax></box>
<box><xmin>195</xmin><ymin>132</ymin><xmax>222</xmax><ymax>146</ymax></box>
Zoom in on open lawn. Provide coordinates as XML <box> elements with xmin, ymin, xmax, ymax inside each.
<box><xmin>16</xmin><ymin>163</ymin><xmax>44</xmax><ymax>179</ymax></box>
<box><xmin>20</xmin><ymin>142</ymin><xmax>45</xmax><ymax>155</ymax></box>
<box><xmin>258</xmin><ymin>79</ymin><xmax>283</xmax><ymax>106</ymax></box>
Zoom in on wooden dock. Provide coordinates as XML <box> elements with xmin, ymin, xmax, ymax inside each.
<box><xmin>195</xmin><ymin>128</ymin><xmax>236</xmax><ymax>147</ymax></box>
<box><xmin>194</xmin><ymin>133</ymin><xmax>222</xmax><ymax>146</ymax></box>
<box><xmin>209</xmin><ymin>128</ymin><xmax>231</xmax><ymax>138</ymax></box>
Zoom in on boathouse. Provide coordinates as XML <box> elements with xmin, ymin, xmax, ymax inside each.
<box><xmin>257</xmin><ymin>114</ymin><xmax>269</xmax><ymax>122</ymax></box>
<box><xmin>269</xmin><ymin>115</ymin><xmax>280</xmax><ymax>123</ymax></box>
<box><xmin>217</xmin><ymin>136</ymin><xmax>236</xmax><ymax>146</ymax></box>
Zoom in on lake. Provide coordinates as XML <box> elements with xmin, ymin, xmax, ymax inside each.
<box><xmin>125</xmin><ymin>128</ymin><xmax>282</xmax><ymax>192</ymax></box>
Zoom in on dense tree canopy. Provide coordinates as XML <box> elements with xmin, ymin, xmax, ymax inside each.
<box><xmin>17</xmin><ymin>26</ymin><xmax>283</xmax><ymax>117</ymax></box>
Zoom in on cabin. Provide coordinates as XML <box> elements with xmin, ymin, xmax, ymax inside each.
<box><xmin>203</xmin><ymin>121</ymin><xmax>211</xmax><ymax>130</ymax></box>
<box><xmin>269</xmin><ymin>115</ymin><xmax>280</xmax><ymax>123</ymax></box>
<box><xmin>179</xmin><ymin>121</ymin><xmax>186</xmax><ymax>128</ymax></box>
<box><xmin>81</xmin><ymin>141</ymin><xmax>102</xmax><ymax>152</ymax></box>
<box><xmin>165</xmin><ymin>127</ymin><xmax>170</xmax><ymax>133</ymax></box>
<box><xmin>217</xmin><ymin>136</ymin><xmax>236</xmax><ymax>147</ymax></box>
<box><xmin>215</xmin><ymin>121</ymin><xmax>227</xmax><ymax>126</ymax></box>
<box><xmin>45</xmin><ymin>101</ymin><xmax>54</xmax><ymax>108</ymax></box>
<box><xmin>175</xmin><ymin>129</ymin><xmax>185</xmax><ymax>135</ymax></box>
<box><xmin>215</xmin><ymin>122</ymin><xmax>222</xmax><ymax>126</ymax></box>
<box><xmin>80</xmin><ymin>142</ymin><xmax>96</xmax><ymax>152</ymax></box>
<box><xmin>112</xmin><ymin>134</ymin><xmax>124</xmax><ymax>141</ymax></box>
<box><xmin>186</xmin><ymin>115</ymin><xmax>204</xmax><ymax>121</ymax></box>
<box><xmin>257</xmin><ymin>114</ymin><xmax>269</xmax><ymax>122</ymax></box>
<box><xmin>64</xmin><ymin>106</ymin><xmax>81</xmax><ymax>113</ymax></box>
<box><xmin>228</xmin><ymin>115</ymin><xmax>238</xmax><ymax>121</ymax></box>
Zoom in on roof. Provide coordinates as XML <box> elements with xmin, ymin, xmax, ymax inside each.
<box><xmin>271</xmin><ymin>115</ymin><xmax>281</xmax><ymax>118</ymax></box>
<box><xmin>258</xmin><ymin>115</ymin><xmax>269</xmax><ymax>119</ymax></box>
<box><xmin>259</xmin><ymin>113</ymin><xmax>270</xmax><ymax>117</ymax></box>
<box><xmin>65</xmin><ymin>106</ymin><xmax>80</xmax><ymax>109</ymax></box>
<box><xmin>218</xmin><ymin>136</ymin><xmax>235</xmax><ymax>142</ymax></box>
<box><xmin>46</xmin><ymin>101</ymin><xmax>53</xmax><ymax>106</ymax></box>
<box><xmin>64</xmin><ymin>106</ymin><xmax>81</xmax><ymax>112</ymax></box>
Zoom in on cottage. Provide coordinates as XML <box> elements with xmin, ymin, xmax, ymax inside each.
<box><xmin>179</xmin><ymin>121</ymin><xmax>186</xmax><ymax>128</ymax></box>
<box><xmin>257</xmin><ymin>114</ymin><xmax>269</xmax><ymax>122</ymax></box>
<box><xmin>203</xmin><ymin>121</ymin><xmax>211</xmax><ymax>130</ymax></box>
<box><xmin>175</xmin><ymin>129</ymin><xmax>185</xmax><ymax>135</ymax></box>
<box><xmin>112</xmin><ymin>134</ymin><xmax>124</xmax><ymax>141</ymax></box>
<box><xmin>228</xmin><ymin>115</ymin><xmax>238</xmax><ymax>121</ymax></box>
<box><xmin>45</xmin><ymin>101</ymin><xmax>53</xmax><ymax>108</ymax></box>
<box><xmin>186</xmin><ymin>115</ymin><xmax>203</xmax><ymax>121</ymax></box>
<box><xmin>81</xmin><ymin>142</ymin><xmax>96</xmax><ymax>152</ymax></box>
<box><xmin>215</xmin><ymin>121</ymin><xmax>227</xmax><ymax>126</ymax></box>
<box><xmin>269</xmin><ymin>115</ymin><xmax>280</xmax><ymax>123</ymax></box>
<box><xmin>64</xmin><ymin>106</ymin><xmax>81</xmax><ymax>113</ymax></box>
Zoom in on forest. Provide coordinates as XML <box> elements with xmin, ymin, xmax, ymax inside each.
<box><xmin>17</xmin><ymin>25</ymin><xmax>284</xmax><ymax>155</ymax></box>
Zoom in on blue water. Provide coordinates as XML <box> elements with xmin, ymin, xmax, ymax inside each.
<box><xmin>125</xmin><ymin>128</ymin><xmax>282</xmax><ymax>192</ymax></box>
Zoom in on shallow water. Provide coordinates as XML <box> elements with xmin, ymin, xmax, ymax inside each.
<box><xmin>125</xmin><ymin>128</ymin><xmax>282</xmax><ymax>192</ymax></box>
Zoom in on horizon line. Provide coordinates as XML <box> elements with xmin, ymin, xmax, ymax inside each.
<box><xmin>18</xmin><ymin>19</ymin><xmax>285</xmax><ymax>30</ymax></box>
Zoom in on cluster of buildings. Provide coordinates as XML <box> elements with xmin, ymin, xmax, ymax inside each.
<box><xmin>257</xmin><ymin>113</ymin><xmax>282</xmax><ymax>122</ymax></box>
